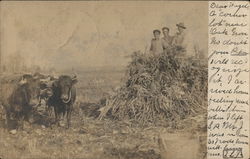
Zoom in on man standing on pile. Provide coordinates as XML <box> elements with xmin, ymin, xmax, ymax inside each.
<box><xmin>161</xmin><ymin>27</ymin><xmax>173</xmax><ymax>53</ymax></box>
<box><xmin>150</xmin><ymin>29</ymin><xmax>163</xmax><ymax>55</ymax></box>
<box><xmin>172</xmin><ymin>22</ymin><xmax>196</xmax><ymax>58</ymax></box>
<box><xmin>172</xmin><ymin>22</ymin><xmax>187</xmax><ymax>56</ymax></box>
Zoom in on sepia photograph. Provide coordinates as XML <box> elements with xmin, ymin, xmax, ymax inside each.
<box><xmin>0</xmin><ymin>1</ymin><xmax>208</xmax><ymax>159</ymax></box>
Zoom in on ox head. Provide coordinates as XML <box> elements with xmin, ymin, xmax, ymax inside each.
<box><xmin>19</xmin><ymin>74</ymin><xmax>42</xmax><ymax>106</ymax></box>
<box><xmin>39</xmin><ymin>76</ymin><xmax>55</xmax><ymax>100</ymax></box>
<box><xmin>53</xmin><ymin>75</ymin><xmax>77</xmax><ymax>103</ymax></box>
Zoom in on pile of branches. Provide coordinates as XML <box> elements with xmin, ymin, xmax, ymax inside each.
<box><xmin>99</xmin><ymin>50</ymin><xmax>207</xmax><ymax>125</ymax></box>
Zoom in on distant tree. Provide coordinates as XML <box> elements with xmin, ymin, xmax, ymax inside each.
<box><xmin>193</xmin><ymin>44</ymin><xmax>205</xmax><ymax>59</ymax></box>
<box><xmin>7</xmin><ymin>52</ymin><xmax>26</xmax><ymax>73</ymax></box>
<box><xmin>2</xmin><ymin>65</ymin><xmax>6</xmax><ymax>72</ymax></box>
<box><xmin>193</xmin><ymin>44</ymin><xmax>200</xmax><ymax>59</ymax></box>
<box><xmin>34</xmin><ymin>65</ymin><xmax>41</xmax><ymax>73</ymax></box>
<box><xmin>48</xmin><ymin>67</ymin><xmax>56</xmax><ymax>74</ymax></box>
<box><xmin>0</xmin><ymin>51</ymin><xmax>1</xmax><ymax>73</ymax></box>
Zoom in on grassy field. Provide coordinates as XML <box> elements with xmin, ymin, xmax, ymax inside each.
<box><xmin>0</xmin><ymin>68</ymin><xmax>207</xmax><ymax>159</ymax></box>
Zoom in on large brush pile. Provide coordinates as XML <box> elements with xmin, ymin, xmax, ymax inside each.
<box><xmin>99</xmin><ymin>50</ymin><xmax>207</xmax><ymax>125</ymax></box>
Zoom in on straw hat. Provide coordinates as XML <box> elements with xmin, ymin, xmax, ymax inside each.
<box><xmin>176</xmin><ymin>22</ymin><xmax>186</xmax><ymax>29</ymax></box>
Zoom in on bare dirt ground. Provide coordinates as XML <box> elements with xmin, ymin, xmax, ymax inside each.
<box><xmin>0</xmin><ymin>69</ymin><xmax>207</xmax><ymax>159</ymax></box>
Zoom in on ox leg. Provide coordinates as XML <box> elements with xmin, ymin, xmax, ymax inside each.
<box><xmin>55</xmin><ymin>108</ymin><xmax>63</xmax><ymax>127</ymax></box>
<box><xmin>15</xmin><ymin>111</ymin><xmax>24</xmax><ymax>130</ymax></box>
<box><xmin>47</xmin><ymin>105</ymin><xmax>51</xmax><ymax>127</ymax></box>
<box><xmin>5</xmin><ymin>110</ymin><xmax>11</xmax><ymax>129</ymax></box>
<box><xmin>66</xmin><ymin>107</ymin><xmax>72</xmax><ymax>129</ymax></box>
<box><xmin>23</xmin><ymin>105</ymin><xmax>32</xmax><ymax>123</ymax></box>
<box><xmin>37</xmin><ymin>97</ymin><xmax>41</xmax><ymax>107</ymax></box>
<box><xmin>18</xmin><ymin>115</ymin><xmax>24</xmax><ymax>130</ymax></box>
<box><xmin>48</xmin><ymin>106</ymin><xmax>53</xmax><ymax>118</ymax></box>
<box><xmin>54</xmin><ymin>106</ymin><xmax>59</xmax><ymax>126</ymax></box>
<box><xmin>45</xmin><ymin>104</ymin><xmax>50</xmax><ymax>116</ymax></box>
<box><xmin>58</xmin><ymin>111</ymin><xmax>66</xmax><ymax>127</ymax></box>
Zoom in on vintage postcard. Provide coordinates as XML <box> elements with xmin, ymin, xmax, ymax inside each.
<box><xmin>0</xmin><ymin>1</ymin><xmax>249</xmax><ymax>159</ymax></box>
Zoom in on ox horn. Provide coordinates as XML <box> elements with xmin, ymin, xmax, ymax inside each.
<box><xmin>71</xmin><ymin>74</ymin><xmax>78</xmax><ymax>84</ymax></box>
<box><xmin>19</xmin><ymin>76</ymin><xmax>27</xmax><ymax>85</ymax></box>
<box><xmin>72</xmin><ymin>74</ymin><xmax>77</xmax><ymax>80</ymax></box>
<box><xmin>33</xmin><ymin>75</ymin><xmax>39</xmax><ymax>80</ymax></box>
<box><xmin>62</xmin><ymin>89</ymin><xmax>72</xmax><ymax>104</ymax></box>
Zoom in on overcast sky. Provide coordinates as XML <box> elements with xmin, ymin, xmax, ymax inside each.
<box><xmin>1</xmin><ymin>1</ymin><xmax>208</xmax><ymax>70</ymax></box>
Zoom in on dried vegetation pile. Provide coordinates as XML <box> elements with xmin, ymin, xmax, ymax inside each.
<box><xmin>99</xmin><ymin>51</ymin><xmax>207</xmax><ymax>125</ymax></box>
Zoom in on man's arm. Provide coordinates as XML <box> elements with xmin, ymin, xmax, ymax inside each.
<box><xmin>171</xmin><ymin>35</ymin><xmax>176</xmax><ymax>46</ymax></box>
<box><xmin>150</xmin><ymin>39</ymin><xmax>154</xmax><ymax>51</ymax></box>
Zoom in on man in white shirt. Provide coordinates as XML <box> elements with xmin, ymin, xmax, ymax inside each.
<box><xmin>172</xmin><ymin>22</ymin><xmax>195</xmax><ymax>58</ymax></box>
<box><xmin>172</xmin><ymin>22</ymin><xmax>186</xmax><ymax>53</ymax></box>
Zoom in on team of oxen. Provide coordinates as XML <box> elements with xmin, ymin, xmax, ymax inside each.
<box><xmin>0</xmin><ymin>73</ymin><xmax>77</xmax><ymax>131</ymax></box>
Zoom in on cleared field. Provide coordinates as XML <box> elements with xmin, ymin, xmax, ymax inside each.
<box><xmin>75</xmin><ymin>68</ymin><xmax>125</xmax><ymax>103</ymax></box>
<box><xmin>0</xmin><ymin>68</ymin><xmax>207</xmax><ymax>159</ymax></box>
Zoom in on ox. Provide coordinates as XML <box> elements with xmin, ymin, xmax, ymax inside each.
<box><xmin>47</xmin><ymin>75</ymin><xmax>77</xmax><ymax>128</ymax></box>
<box><xmin>0</xmin><ymin>74</ymin><xmax>41</xmax><ymax>130</ymax></box>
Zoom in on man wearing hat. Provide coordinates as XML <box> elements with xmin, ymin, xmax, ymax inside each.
<box><xmin>172</xmin><ymin>22</ymin><xmax>187</xmax><ymax>55</ymax></box>
<box><xmin>150</xmin><ymin>29</ymin><xmax>164</xmax><ymax>55</ymax></box>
